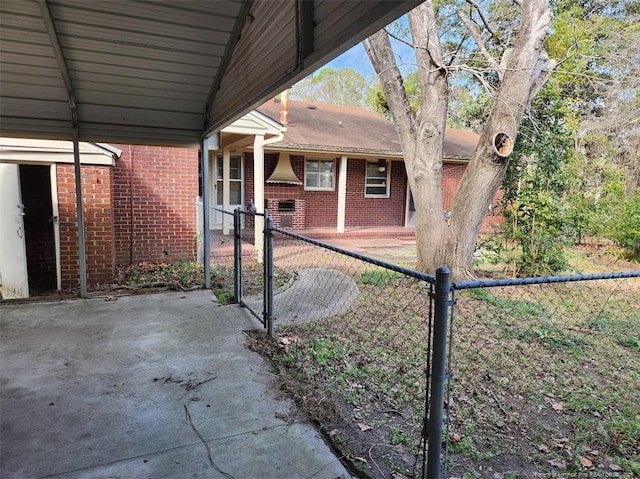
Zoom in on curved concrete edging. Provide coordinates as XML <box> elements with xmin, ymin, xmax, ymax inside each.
<box><xmin>248</xmin><ymin>268</ymin><xmax>359</xmax><ymax>325</ymax></box>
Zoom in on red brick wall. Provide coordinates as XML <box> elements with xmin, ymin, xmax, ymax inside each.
<box><xmin>344</xmin><ymin>159</ymin><xmax>407</xmax><ymax>227</ymax></box>
<box><xmin>264</xmin><ymin>153</ymin><xmax>339</xmax><ymax>228</ymax></box>
<box><xmin>113</xmin><ymin>145</ymin><xmax>198</xmax><ymax>265</ymax></box>
<box><xmin>262</xmin><ymin>153</ymin><xmax>303</xmax><ymax>201</ymax></box>
<box><xmin>56</xmin><ymin>163</ymin><xmax>115</xmax><ymax>288</ymax></box>
<box><xmin>246</xmin><ymin>151</ymin><xmax>500</xmax><ymax>231</ymax></box>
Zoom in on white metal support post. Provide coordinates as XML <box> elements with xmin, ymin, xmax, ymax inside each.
<box><xmin>202</xmin><ymin>139</ymin><xmax>211</xmax><ymax>288</ymax></box>
<box><xmin>222</xmin><ymin>147</ymin><xmax>231</xmax><ymax>235</ymax></box>
<box><xmin>253</xmin><ymin>134</ymin><xmax>266</xmax><ymax>261</ymax></box>
<box><xmin>337</xmin><ymin>155</ymin><xmax>348</xmax><ymax>234</ymax></box>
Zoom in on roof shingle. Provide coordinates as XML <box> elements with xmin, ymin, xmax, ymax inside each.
<box><xmin>257</xmin><ymin>99</ymin><xmax>478</xmax><ymax>159</ymax></box>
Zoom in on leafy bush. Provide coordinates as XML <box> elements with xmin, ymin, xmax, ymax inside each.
<box><xmin>608</xmin><ymin>192</ymin><xmax>640</xmax><ymax>257</ymax></box>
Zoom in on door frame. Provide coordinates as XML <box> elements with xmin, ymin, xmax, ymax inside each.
<box><xmin>1</xmin><ymin>162</ymin><xmax>62</xmax><ymax>296</ymax></box>
<box><xmin>210</xmin><ymin>150</ymin><xmax>244</xmax><ymax>231</ymax></box>
<box><xmin>0</xmin><ymin>163</ymin><xmax>29</xmax><ymax>298</ymax></box>
<box><xmin>405</xmin><ymin>186</ymin><xmax>416</xmax><ymax>227</ymax></box>
<box><xmin>49</xmin><ymin>164</ymin><xmax>62</xmax><ymax>290</ymax></box>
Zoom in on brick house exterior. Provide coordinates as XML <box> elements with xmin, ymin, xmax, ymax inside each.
<box><xmin>56</xmin><ymin>163</ymin><xmax>115</xmax><ymax>287</ymax></box>
<box><xmin>220</xmin><ymin>99</ymin><xmax>501</xmax><ymax>234</ymax></box>
<box><xmin>1</xmin><ymin>100</ymin><xmax>496</xmax><ymax>297</ymax></box>
<box><xmin>112</xmin><ymin>145</ymin><xmax>198</xmax><ymax>267</ymax></box>
<box><xmin>55</xmin><ymin>146</ymin><xmax>198</xmax><ymax>289</ymax></box>
<box><xmin>1</xmin><ymin>140</ymin><xmax>198</xmax><ymax>295</ymax></box>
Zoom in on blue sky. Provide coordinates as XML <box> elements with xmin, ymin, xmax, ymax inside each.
<box><xmin>324</xmin><ymin>43</ymin><xmax>376</xmax><ymax>82</ymax></box>
<box><xmin>313</xmin><ymin>18</ymin><xmax>417</xmax><ymax>87</ymax></box>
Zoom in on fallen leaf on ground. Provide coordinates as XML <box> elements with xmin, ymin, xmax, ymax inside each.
<box><xmin>578</xmin><ymin>455</ymin><xmax>593</xmax><ymax>467</ymax></box>
<box><xmin>105</xmin><ymin>295</ymin><xmax>117</xmax><ymax>301</ymax></box>
<box><xmin>549</xmin><ymin>459</ymin><xmax>567</xmax><ymax>469</ymax></box>
<box><xmin>609</xmin><ymin>463</ymin><xmax>622</xmax><ymax>471</ymax></box>
<box><xmin>450</xmin><ymin>432</ymin><xmax>462</xmax><ymax>444</ymax></box>
<box><xmin>357</xmin><ymin>422</ymin><xmax>373</xmax><ymax>432</ymax></box>
<box><xmin>551</xmin><ymin>401</ymin><xmax>564</xmax><ymax>412</ymax></box>
<box><xmin>539</xmin><ymin>444</ymin><xmax>551</xmax><ymax>453</ymax></box>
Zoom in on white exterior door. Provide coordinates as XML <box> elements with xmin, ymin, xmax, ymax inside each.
<box><xmin>0</xmin><ymin>163</ymin><xmax>29</xmax><ymax>298</ymax></box>
<box><xmin>212</xmin><ymin>154</ymin><xmax>243</xmax><ymax>228</ymax></box>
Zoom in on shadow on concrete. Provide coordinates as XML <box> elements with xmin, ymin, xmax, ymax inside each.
<box><xmin>0</xmin><ymin>290</ymin><xmax>349</xmax><ymax>478</ymax></box>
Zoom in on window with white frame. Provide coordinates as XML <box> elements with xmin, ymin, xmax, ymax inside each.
<box><xmin>304</xmin><ymin>158</ymin><xmax>335</xmax><ymax>190</ymax></box>
<box><xmin>365</xmin><ymin>160</ymin><xmax>390</xmax><ymax>197</ymax></box>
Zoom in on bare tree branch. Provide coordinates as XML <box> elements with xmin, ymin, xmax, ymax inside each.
<box><xmin>458</xmin><ymin>11</ymin><xmax>503</xmax><ymax>80</ymax></box>
<box><xmin>456</xmin><ymin>65</ymin><xmax>496</xmax><ymax>93</ymax></box>
<box><xmin>409</xmin><ymin>2</ymin><xmax>448</xmax><ymax>129</ymax></box>
<box><xmin>446</xmin><ymin>32</ymin><xmax>469</xmax><ymax>67</ymax></box>
<box><xmin>384</xmin><ymin>28</ymin><xmax>415</xmax><ymax>50</ymax></box>
<box><xmin>528</xmin><ymin>56</ymin><xmax>557</xmax><ymax>107</ymax></box>
<box><xmin>464</xmin><ymin>0</ymin><xmax>497</xmax><ymax>40</ymax></box>
<box><xmin>363</xmin><ymin>31</ymin><xmax>416</xmax><ymax>145</ymax></box>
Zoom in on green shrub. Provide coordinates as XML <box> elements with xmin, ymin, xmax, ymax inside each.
<box><xmin>609</xmin><ymin>193</ymin><xmax>640</xmax><ymax>258</ymax></box>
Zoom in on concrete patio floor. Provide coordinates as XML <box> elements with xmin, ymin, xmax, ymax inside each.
<box><xmin>0</xmin><ymin>290</ymin><xmax>349</xmax><ymax>479</ymax></box>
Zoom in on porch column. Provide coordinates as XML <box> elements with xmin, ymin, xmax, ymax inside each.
<box><xmin>222</xmin><ymin>147</ymin><xmax>231</xmax><ymax>235</ymax></box>
<box><xmin>253</xmin><ymin>134</ymin><xmax>265</xmax><ymax>260</ymax></box>
<box><xmin>337</xmin><ymin>155</ymin><xmax>348</xmax><ymax>234</ymax></box>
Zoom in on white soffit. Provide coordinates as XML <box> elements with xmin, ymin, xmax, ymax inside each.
<box><xmin>0</xmin><ymin>0</ymin><xmax>422</xmax><ymax>146</ymax></box>
<box><xmin>0</xmin><ymin>138</ymin><xmax>117</xmax><ymax>165</ymax></box>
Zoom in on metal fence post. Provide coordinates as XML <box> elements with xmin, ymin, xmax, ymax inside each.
<box><xmin>233</xmin><ymin>208</ymin><xmax>242</xmax><ymax>304</ymax></box>
<box><xmin>264</xmin><ymin>213</ymin><xmax>275</xmax><ymax>335</ymax></box>
<box><xmin>427</xmin><ymin>265</ymin><xmax>451</xmax><ymax>478</ymax></box>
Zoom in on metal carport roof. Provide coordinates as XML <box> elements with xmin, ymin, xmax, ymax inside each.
<box><xmin>0</xmin><ymin>0</ymin><xmax>422</xmax><ymax>146</ymax></box>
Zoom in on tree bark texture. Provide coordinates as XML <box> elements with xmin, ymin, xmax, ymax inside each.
<box><xmin>365</xmin><ymin>2</ymin><xmax>450</xmax><ymax>273</ymax></box>
<box><xmin>448</xmin><ymin>0</ymin><xmax>552</xmax><ymax>278</ymax></box>
<box><xmin>365</xmin><ymin>0</ymin><xmax>553</xmax><ymax>279</ymax></box>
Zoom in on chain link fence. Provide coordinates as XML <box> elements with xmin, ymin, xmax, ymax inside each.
<box><xmin>269</xmin><ymin>227</ymin><xmax>437</xmax><ymax>478</ymax></box>
<box><xmin>209</xmin><ymin>208</ymin><xmax>268</xmax><ymax>324</ymax></box>
<box><xmin>209</xmin><ymin>211</ymin><xmax>639</xmax><ymax>478</ymax></box>
<box><xmin>443</xmin><ymin>274</ymin><xmax>640</xmax><ymax>478</ymax></box>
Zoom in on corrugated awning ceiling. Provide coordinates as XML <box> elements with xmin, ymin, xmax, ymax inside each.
<box><xmin>0</xmin><ymin>0</ymin><xmax>422</xmax><ymax>147</ymax></box>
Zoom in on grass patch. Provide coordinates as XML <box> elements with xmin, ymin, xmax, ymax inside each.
<box><xmin>254</xmin><ymin>263</ymin><xmax>639</xmax><ymax>477</ymax></box>
<box><xmin>358</xmin><ymin>268</ymin><xmax>405</xmax><ymax>286</ymax></box>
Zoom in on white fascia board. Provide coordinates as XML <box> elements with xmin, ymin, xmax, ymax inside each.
<box><xmin>95</xmin><ymin>143</ymin><xmax>122</xmax><ymax>159</ymax></box>
<box><xmin>262</xmin><ymin>145</ymin><xmax>404</xmax><ymax>161</ymax></box>
<box><xmin>0</xmin><ymin>138</ymin><xmax>116</xmax><ymax>166</ymax></box>
<box><xmin>222</xmin><ymin>111</ymin><xmax>284</xmax><ymax>138</ymax></box>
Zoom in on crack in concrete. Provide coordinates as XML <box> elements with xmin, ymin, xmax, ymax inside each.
<box><xmin>183</xmin><ymin>404</ymin><xmax>236</xmax><ymax>479</ymax></box>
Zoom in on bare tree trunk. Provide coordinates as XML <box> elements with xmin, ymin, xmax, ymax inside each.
<box><xmin>365</xmin><ymin>2</ymin><xmax>450</xmax><ymax>273</ymax></box>
<box><xmin>365</xmin><ymin>0</ymin><xmax>553</xmax><ymax>280</ymax></box>
<box><xmin>447</xmin><ymin>0</ymin><xmax>553</xmax><ymax>279</ymax></box>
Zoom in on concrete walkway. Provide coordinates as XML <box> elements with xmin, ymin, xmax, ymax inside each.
<box><xmin>249</xmin><ymin>268</ymin><xmax>359</xmax><ymax>325</ymax></box>
<box><xmin>0</xmin><ymin>291</ymin><xmax>349</xmax><ymax>479</ymax></box>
